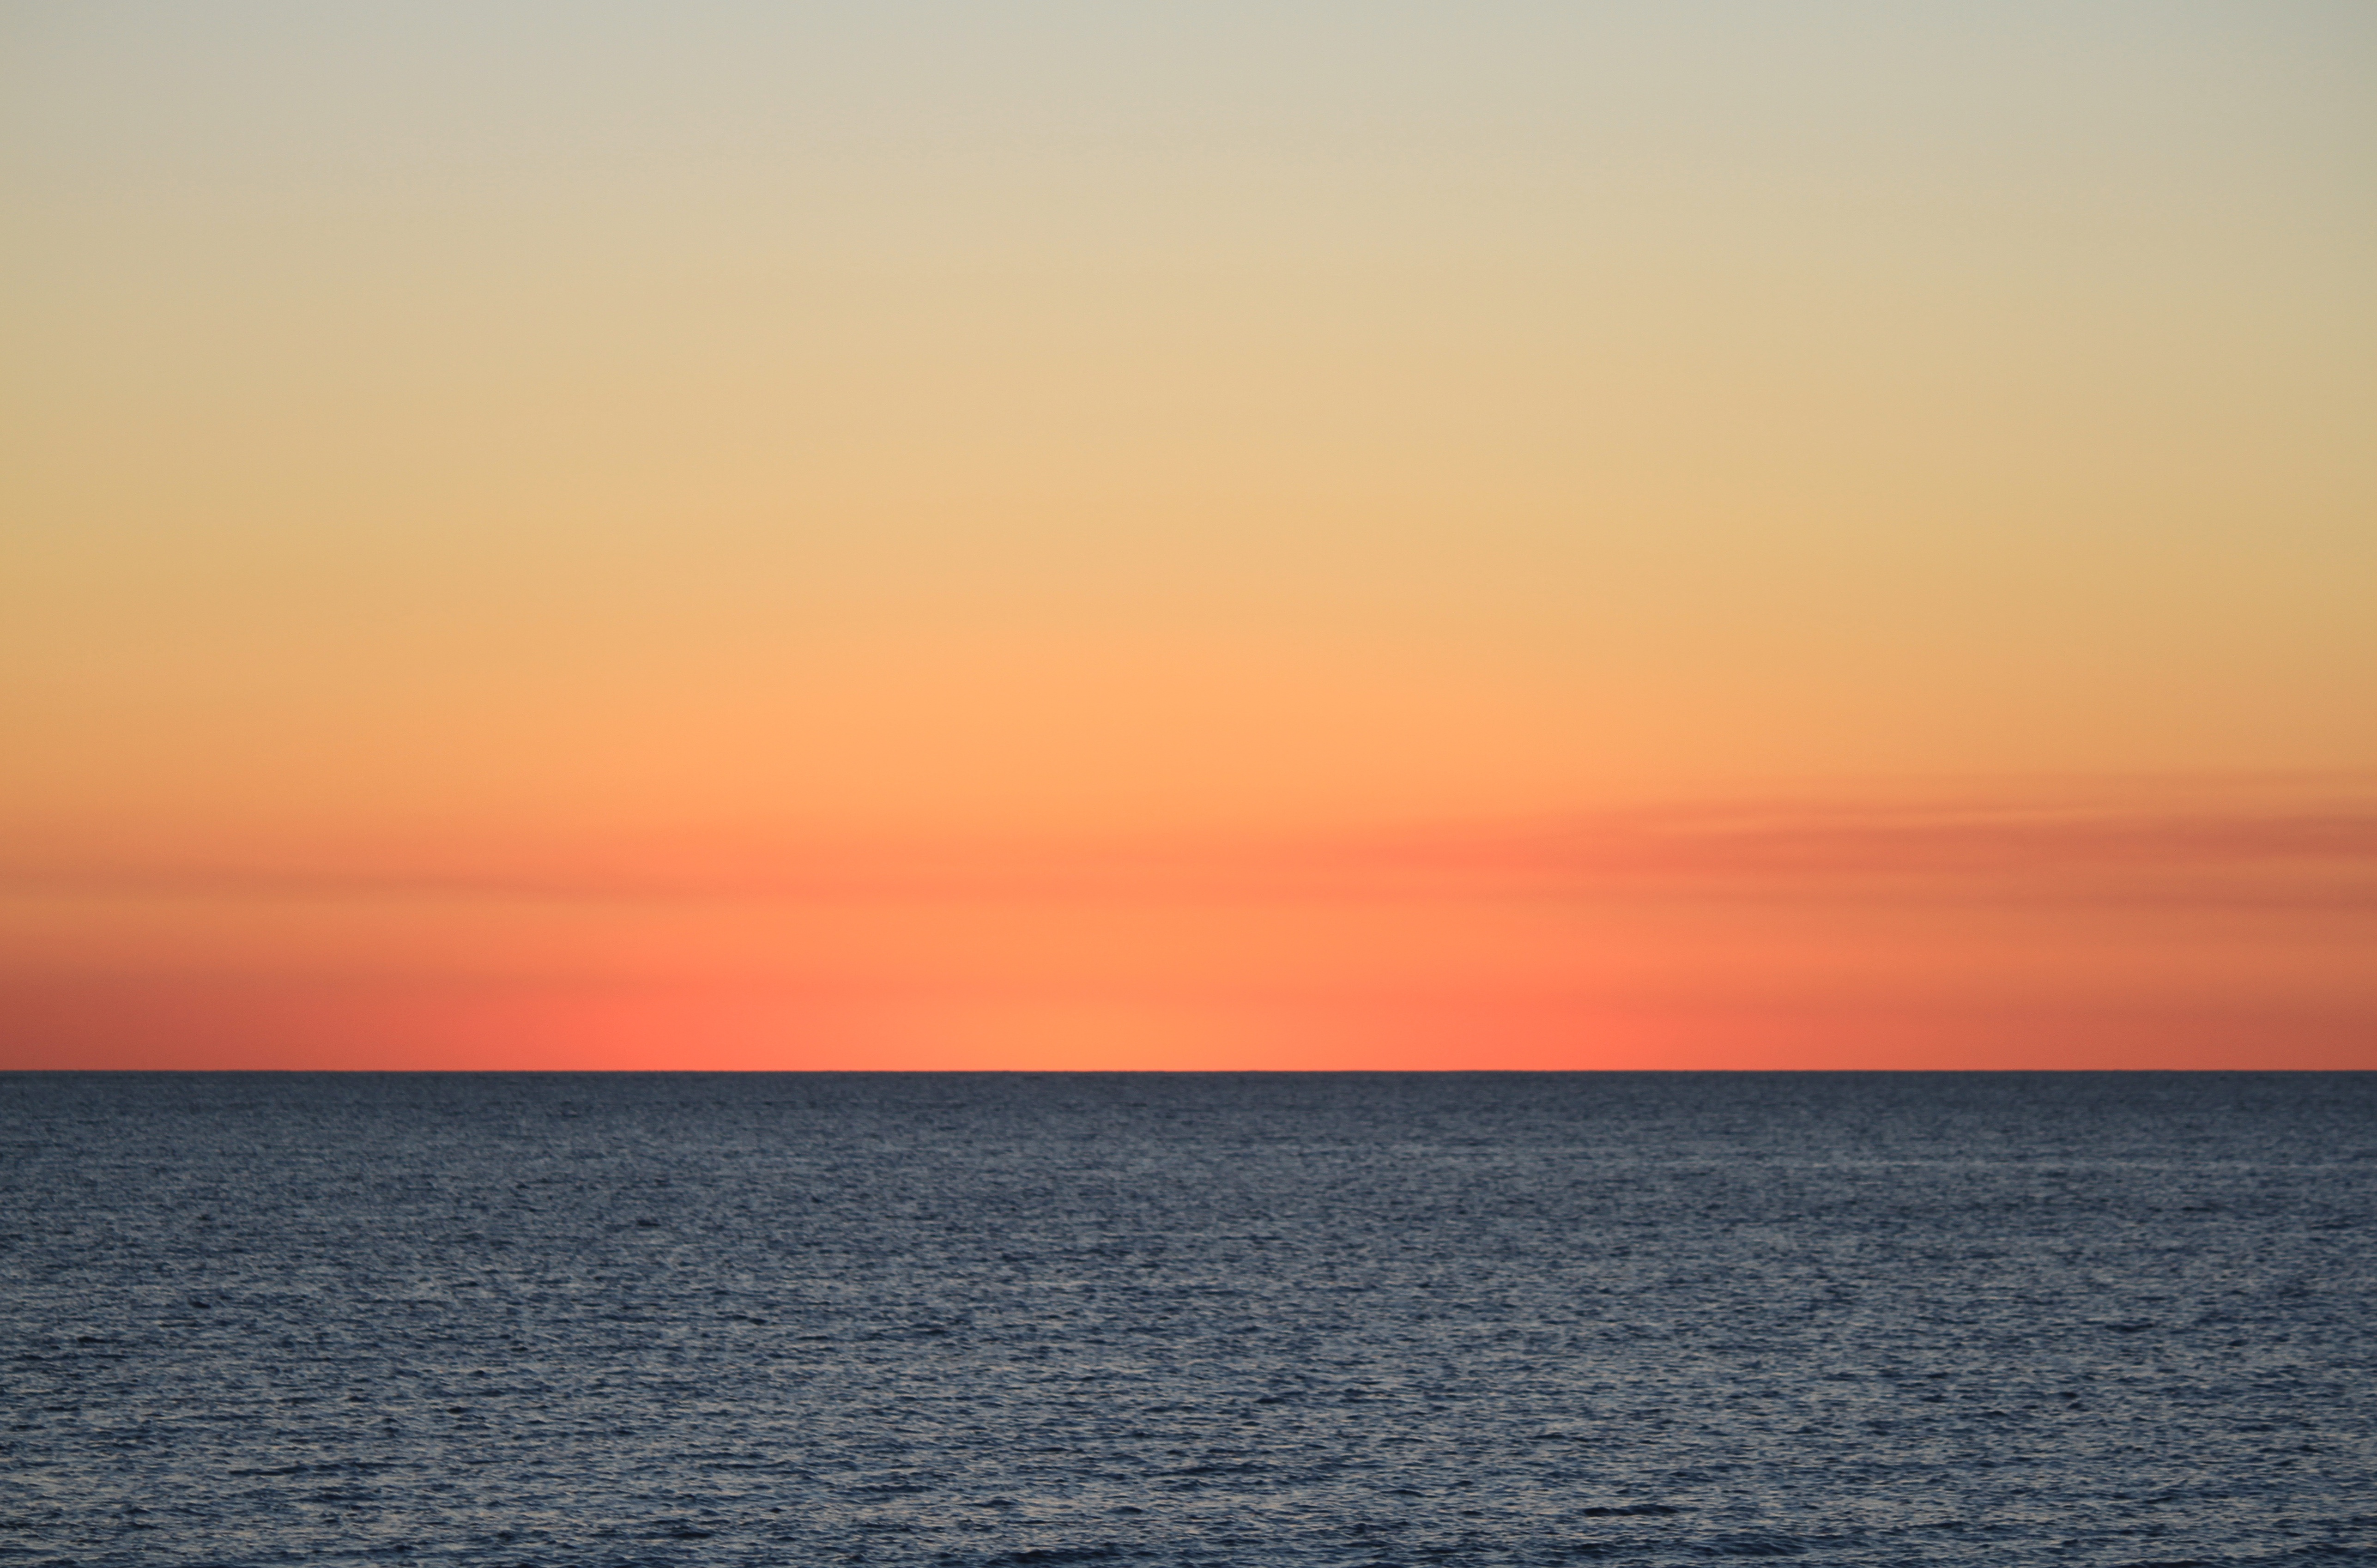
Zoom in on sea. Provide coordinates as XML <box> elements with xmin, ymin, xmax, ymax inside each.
<box><xmin>3</xmin><ymin>1072</ymin><xmax>2372</xmax><ymax>1568</ymax></box>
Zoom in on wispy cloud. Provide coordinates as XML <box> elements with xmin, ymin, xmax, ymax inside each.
<box><xmin>5</xmin><ymin>777</ymin><xmax>2373</xmax><ymax>909</ymax></box>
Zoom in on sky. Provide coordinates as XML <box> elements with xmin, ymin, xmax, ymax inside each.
<box><xmin>5</xmin><ymin>1</ymin><xmax>2373</xmax><ymax>1069</ymax></box>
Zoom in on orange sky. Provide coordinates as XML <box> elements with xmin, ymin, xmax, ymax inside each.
<box><xmin>5</xmin><ymin>5</ymin><xmax>2373</xmax><ymax>1069</ymax></box>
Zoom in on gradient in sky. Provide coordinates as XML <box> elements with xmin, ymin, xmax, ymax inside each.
<box><xmin>5</xmin><ymin>2</ymin><xmax>2373</xmax><ymax>1068</ymax></box>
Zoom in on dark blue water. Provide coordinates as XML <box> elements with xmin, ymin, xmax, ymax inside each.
<box><xmin>3</xmin><ymin>1072</ymin><xmax>2372</xmax><ymax>1567</ymax></box>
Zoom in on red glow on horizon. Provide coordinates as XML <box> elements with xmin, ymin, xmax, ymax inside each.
<box><xmin>6</xmin><ymin>787</ymin><xmax>2372</xmax><ymax>1072</ymax></box>
<box><xmin>5</xmin><ymin>976</ymin><xmax>2370</xmax><ymax>1073</ymax></box>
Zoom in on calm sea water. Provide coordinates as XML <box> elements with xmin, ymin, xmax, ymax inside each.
<box><xmin>3</xmin><ymin>1072</ymin><xmax>2372</xmax><ymax>1568</ymax></box>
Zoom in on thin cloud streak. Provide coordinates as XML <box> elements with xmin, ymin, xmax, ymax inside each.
<box><xmin>6</xmin><ymin>782</ymin><xmax>2373</xmax><ymax>909</ymax></box>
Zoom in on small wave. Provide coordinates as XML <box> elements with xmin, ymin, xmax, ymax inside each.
<box><xmin>1697</xmin><ymin>1533</ymin><xmax>1807</xmax><ymax>1557</ymax></box>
